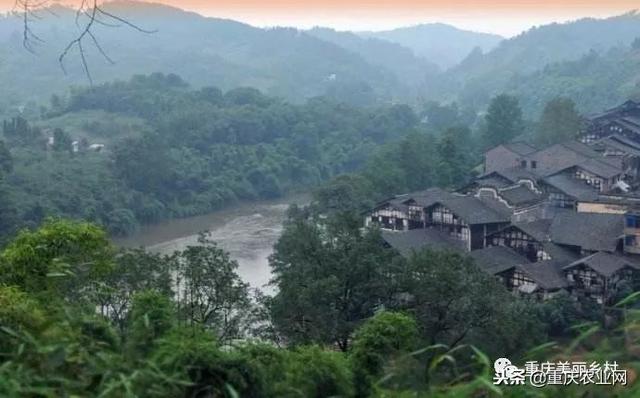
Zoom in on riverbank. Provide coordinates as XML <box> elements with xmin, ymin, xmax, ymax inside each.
<box><xmin>113</xmin><ymin>192</ymin><xmax>310</xmax><ymax>292</ymax></box>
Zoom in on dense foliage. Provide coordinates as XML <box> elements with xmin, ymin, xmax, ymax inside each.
<box><xmin>312</xmin><ymin>94</ymin><xmax>523</xmax><ymax>214</ymax></box>
<box><xmin>3</xmin><ymin>2</ymin><xmax>640</xmax><ymax>119</ymax></box>
<box><xmin>2</xmin><ymin>5</ymin><xmax>640</xmax><ymax>396</ymax></box>
<box><xmin>0</xmin><ymin>2</ymin><xmax>412</xmax><ymax>107</ymax></box>
<box><xmin>0</xmin><ymin>73</ymin><xmax>426</xmax><ymax>239</ymax></box>
<box><xmin>0</xmin><ymin>217</ymin><xmax>637</xmax><ymax>397</ymax></box>
<box><xmin>429</xmin><ymin>13</ymin><xmax>640</xmax><ymax>115</ymax></box>
<box><xmin>534</xmin><ymin>97</ymin><xmax>583</xmax><ymax>146</ymax></box>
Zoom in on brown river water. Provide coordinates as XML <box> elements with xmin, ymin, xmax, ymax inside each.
<box><xmin>114</xmin><ymin>193</ymin><xmax>310</xmax><ymax>293</ymax></box>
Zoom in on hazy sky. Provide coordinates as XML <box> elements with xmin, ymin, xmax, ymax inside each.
<box><xmin>2</xmin><ymin>0</ymin><xmax>639</xmax><ymax>37</ymax></box>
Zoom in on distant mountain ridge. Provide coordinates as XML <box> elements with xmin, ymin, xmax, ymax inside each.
<box><xmin>427</xmin><ymin>11</ymin><xmax>640</xmax><ymax>112</ymax></box>
<box><xmin>359</xmin><ymin>23</ymin><xmax>504</xmax><ymax>69</ymax></box>
<box><xmin>0</xmin><ymin>1</ymin><xmax>409</xmax><ymax>107</ymax></box>
<box><xmin>2</xmin><ymin>1</ymin><xmax>640</xmax><ymax>117</ymax></box>
<box><xmin>307</xmin><ymin>27</ymin><xmax>439</xmax><ymax>97</ymax></box>
<box><xmin>506</xmin><ymin>43</ymin><xmax>640</xmax><ymax>116</ymax></box>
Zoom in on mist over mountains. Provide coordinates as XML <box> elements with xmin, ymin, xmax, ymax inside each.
<box><xmin>1</xmin><ymin>1</ymin><xmax>640</xmax><ymax>116</ymax></box>
<box><xmin>431</xmin><ymin>11</ymin><xmax>640</xmax><ymax>113</ymax></box>
<box><xmin>359</xmin><ymin>23</ymin><xmax>503</xmax><ymax>69</ymax></box>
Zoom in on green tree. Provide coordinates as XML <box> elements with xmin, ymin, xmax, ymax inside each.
<box><xmin>350</xmin><ymin>311</ymin><xmax>419</xmax><ymax>397</ymax></box>
<box><xmin>0</xmin><ymin>286</ymin><xmax>46</xmax><ymax>358</ymax></box>
<box><xmin>2</xmin><ymin>116</ymin><xmax>41</xmax><ymax>146</ymax></box>
<box><xmin>0</xmin><ymin>178</ymin><xmax>17</xmax><ymax>242</ymax></box>
<box><xmin>0</xmin><ymin>140</ymin><xmax>12</xmax><ymax>174</ymax></box>
<box><xmin>421</xmin><ymin>101</ymin><xmax>461</xmax><ymax>132</ymax></box>
<box><xmin>173</xmin><ymin>234</ymin><xmax>251</xmax><ymax>342</ymax></box>
<box><xmin>400</xmin><ymin>250</ymin><xmax>512</xmax><ymax>347</ymax></box>
<box><xmin>151</xmin><ymin>328</ymin><xmax>267</xmax><ymax>398</ymax></box>
<box><xmin>482</xmin><ymin>94</ymin><xmax>524</xmax><ymax>148</ymax></box>
<box><xmin>127</xmin><ymin>290</ymin><xmax>175</xmax><ymax>357</ymax></box>
<box><xmin>49</xmin><ymin>94</ymin><xmax>64</xmax><ymax>113</ymax></box>
<box><xmin>52</xmin><ymin>128</ymin><xmax>72</xmax><ymax>152</ymax></box>
<box><xmin>0</xmin><ymin>219</ymin><xmax>113</xmax><ymax>301</ymax></box>
<box><xmin>95</xmin><ymin>248</ymin><xmax>173</xmax><ymax>332</ymax></box>
<box><xmin>269</xmin><ymin>207</ymin><xmax>398</xmax><ymax>351</ymax></box>
<box><xmin>535</xmin><ymin>97</ymin><xmax>582</xmax><ymax>146</ymax></box>
<box><xmin>112</xmin><ymin>133</ymin><xmax>174</xmax><ymax>197</ymax></box>
<box><xmin>281</xmin><ymin>345</ymin><xmax>354</xmax><ymax>398</ymax></box>
<box><xmin>396</xmin><ymin>132</ymin><xmax>437</xmax><ymax>192</ymax></box>
<box><xmin>537</xmin><ymin>291</ymin><xmax>580</xmax><ymax>336</ymax></box>
<box><xmin>436</xmin><ymin>127</ymin><xmax>471</xmax><ymax>188</ymax></box>
<box><xmin>313</xmin><ymin>174</ymin><xmax>374</xmax><ymax>214</ymax></box>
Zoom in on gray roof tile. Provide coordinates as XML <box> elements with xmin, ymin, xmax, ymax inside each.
<box><xmin>543</xmin><ymin>174</ymin><xmax>599</xmax><ymax>201</ymax></box>
<box><xmin>469</xmin><ymin>246</ymin><xmax>528</xmax><ymax>275</ymax></box>
<box><xmin>381</xmin><ymin>228</ymin><xmax>466</xmax><ymax>257</ymax></box>
<box><xmin>512</xmin><ymin>219</ymin><xmax>553</xmax><ymax>242</ymax></box>
<box><xmin>550</xmin><ymin>212</ymin><xmax>623</xmax><ymax>252</ymax></box>
<box><xmin>401</xmin><ymin>187</ymin><xmax>454</xmax><ymax>208</ymax></box>
<box><xmin>503</xmin><ymin>142</ymin><xmax>538</xmax><ymax>156</ymax></box>
<box><xmin>565</xmin><ymin>252</ymin><xmax>640</xmax><ymax>277</ymax></box>
<box><xmin>437</xmin><ymin>196</ymin><xmax>511</xmax><ymax>224</ymax></box>
<box><xmin>517</xmin><ymin>260</ymin><xmax>569</xmax><ymax>290</ymax></box>
<box><xmin>575</xmin><ymin>158</ymin><xmax>623</xmax><ymax>179</ymax></box>
<box><xmin>498</xmin><ymin>185</ymin><xmax>543</xmax><ymax>207</ymax></box>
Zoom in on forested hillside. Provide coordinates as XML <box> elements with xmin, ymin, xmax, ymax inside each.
<box><xmin>3</xmin><ymin>2</ymin><xmax>640</xmax><ymax>119</ymax></box>
<box><xmin>506</xmin><ymin>41</ymin><xmax>640</xmax><ymax>115</ymax></box>
<box><xmin>0</xmin><ymin>206</ymin><xmax>634</xmax><ymax>397</ymax></box>
<box><xmin>0</xmin><ymin>73</ymin><xmax>424</xmax><ymax>238</ymax></box>
<box><xmin>428</xmin><ymin>12</ymin><xmax>640</xmax><ymax>114</ymax></box>
<box><xmin>4</xmin><ymin>4</ymin><xmax>640</xmax><ymax>397</ymax></box>
<box><xmin>359</xmin><ymin>23</ymin><xmax>503</xmax><ymax>69</ymax></box>
<box><xmin>307</xmin><ymin>27</ymin><xmax>439</xmax><ymax>98</ymax></box>
<box><xmin>0</xmin><ymin>1</ymin><xmax>426</xmax><ymax>109</ymax></box>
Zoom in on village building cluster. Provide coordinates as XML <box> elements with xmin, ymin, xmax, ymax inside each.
<box><xmin>366</xmin><ymin>100</ymin><xmax>640</xmax><ymax>305</ymax></box>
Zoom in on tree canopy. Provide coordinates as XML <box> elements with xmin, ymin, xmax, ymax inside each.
<box><xmin>482</xmin><ymin>94</ymin><xmax>524</xmax><ymax>148</ymax></box>
<box><xmin>535</xmin><ymin>97</ymin><xmax>582</xmax><ymax>146</ymax></box>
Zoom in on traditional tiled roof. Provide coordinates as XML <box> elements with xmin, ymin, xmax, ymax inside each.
<box><xmin>484</xmin><ymin>142</ymin><xmax>537</xmax><ymax>173</ymax></box>
<box><xmin>588</xmin><ymin>192</ymin><xmax>640</xmax><ymax>207</ymax></box>
<box><xmin>479</xmin><ymin>168</ymin><xmax>539</xmax><ymax>184</ymax></box>
<box><xmin>550</xmin><ymin>212</ymin><xmax>623</xmax><ymax>252</ymax></box>
<box><xmin>595</xmin><ymin>135</ymin><xmax>640</xmax><ymax>157</ymax></box>
<box><xmin>543</xmin><ymin>174</ymin><xmax>599</xmax><ymax>201</ymax></box>
<box><xmin>473</xmin><ymin>175</ymin><xmax>513</xmax><ymax>190</ymax></box>
<box><xmin>616</xmin><ymin>119</ymin><xmax>640</xmax><ymax>135</ymax></box>
<box><xmin>435</xmin><ymin>196</ymin><xmax>511</xmax><ymax>225</ymax></box>
<box><xmin>512</xmin><ymin>219</ymin><xmax>552</xmax><ymax>242</ymax></box>
<box><xmin>401</xmin><ymin>187</ymin><xmax>453</xmax><ymax>208</ymax></box>
<box><xmin>503</xmin><ymin>142</ymin><xmax>538</xmax><ymax>156</ymax></box>
<box><xmin>370</xmin><ymin>188</ymin><xmax>451</xmax><ymax>213</ymax></box>
<box><xmin>469</xmin><ymin>246</ymin><xmax>528</xmax><ymax>275</ymax></box>
<box><xmin>542</xmin><ymin>242</ymin><xmax>581</xmax><ymax>262</ymax></box>
<box><xmin>498</xmin><ymin>185</ymin><xmax>543</xmax><ymax>207</ymax></box>
<box><xmin>575</xmin><ymin>158</ymin><xmax>623</xmax><ymax>179</ymax></box>
<box><xmin>561</xmin><ymin>141</ymin><xmax>602</xmax><ymax>157</ymax></box>
<box><xmin>369</xmin><ymin>194</ymin><xmax>408</xmax><ymax>213</ymax></box>
<box><xmin>516</xmin><ymin>260</ymin><xmax>569</xmax><ymax>290</ymax></box>
<box><xmin>622</xmin><ymin>116</ymin><xmax>640</xmax><ymax>127</ymax></box>
<box><xmin>564</xmin><ymin>252</ymin><xmax>640</xmax><ymax>277</ymax></box>
<box><xmin>478</xmin><ymin>194</ymin><xmax>514</xmax><ymax>218</ymax></box>
<box><xmin>381</xmin><ymin>228</ymin><xmax>466</xmax><ymax>257</ymax></box>
<box><xmin>591</xmin><ymin>100</ymin><xmax>640</xmax><ymax>120</ymax></box>
<box><xmin>528</xmin><ymin>143</ymin><xmax>590</xmax><ymax>177</ymax></box>
<box><xmin>528</xmin><ymin>141</ymin><xmax>623</xmax><ymax>178</ymax></box>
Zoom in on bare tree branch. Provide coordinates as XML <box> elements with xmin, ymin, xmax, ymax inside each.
<box><xmin>15</xmin><ymin>0</ymin><xmax>156</xmax><ymax>84</ymax></box>
<box><xmin>59</xmin><ymin>0</ymin><xmax>98</xmax><ymax>84</ymax></box>
<box><xmin>15</xmin><ymin>0</ymin><xmax>47</xmax><ymax>53</ymax></box>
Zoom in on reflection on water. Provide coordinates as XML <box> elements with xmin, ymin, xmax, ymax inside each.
<box><xmin>115</xmin><ymin>194</ymin><xmax>309</xmax><ymax>292</ymax></box>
